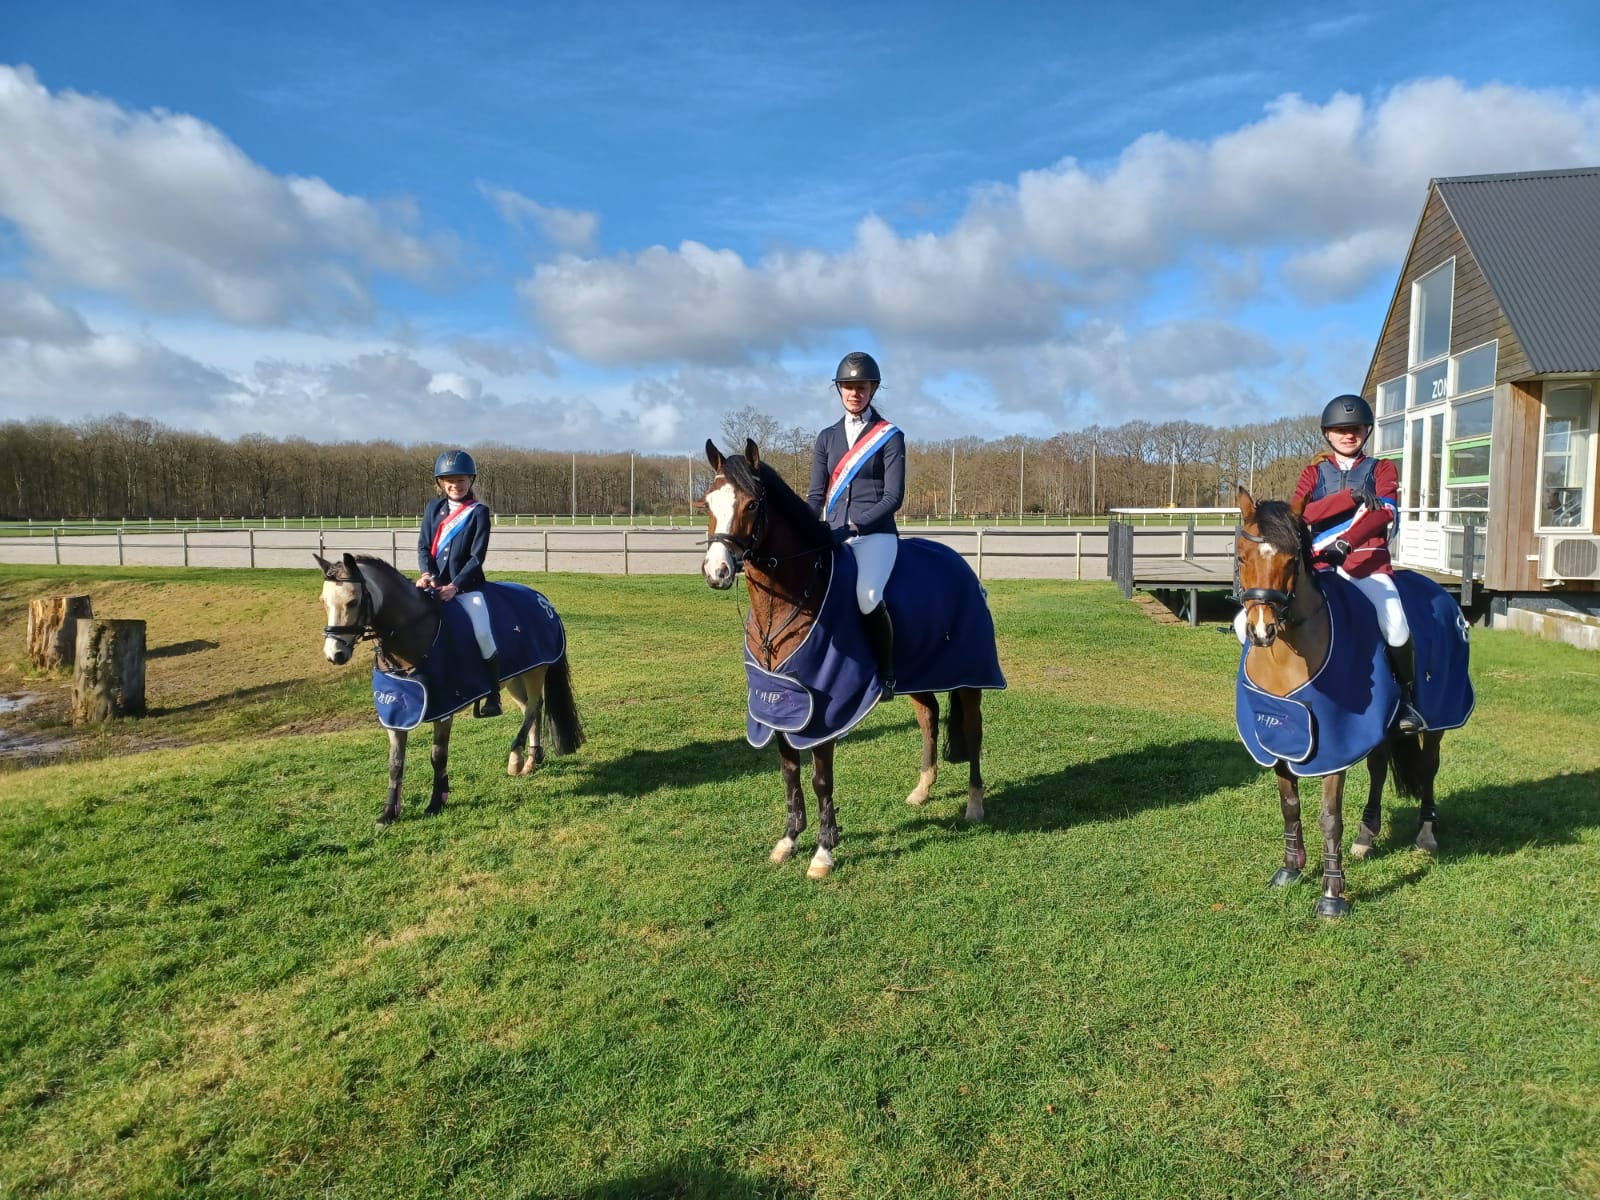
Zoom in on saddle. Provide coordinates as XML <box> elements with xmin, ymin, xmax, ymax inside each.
<box><xmin>745</xmin><ymin>537</ymin><xmax>1005</xmax><ymax>749</ymax></box>
<box><xmin>372</xmin><ymin>582</ymin><xmax>565</xmax><ymax>730</ymax></box>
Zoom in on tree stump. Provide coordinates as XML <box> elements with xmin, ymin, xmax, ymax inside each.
<box><xmin>28</xmin><ymin>595</ymin><xmax>93</xmax><ymax>671</ymax></box>
<box><xmin>72</xmin><ymin>619</ymin><xmax>147</xmax><ymax>724</ymax></box>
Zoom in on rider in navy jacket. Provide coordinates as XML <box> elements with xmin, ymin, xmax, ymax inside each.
<box><xmin>416</xmin><ymin>448</ymin><xmax>502</xmax><ymax>717</ymax></box>
<box><xmin>806</xmin><ymin>351</ymin><xmax>906</xmax><ymax>699</ymax></box>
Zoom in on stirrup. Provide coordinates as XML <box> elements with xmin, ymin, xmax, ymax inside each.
<box><xmin>474</xmin><ymin>692</ymin><xmax>503</xmax><ymax>718</ymax></box>
<box><xmin>879</xmin><ymin>677</ymin><xmax>896</xmax><ymax>702</ymax></box>
<box><xmin>1396</xmin><ymin>701</ymin><xmax>1424</xmax><ymax>733</ymax></box>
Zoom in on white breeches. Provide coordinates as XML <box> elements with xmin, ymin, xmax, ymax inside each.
<box><xmin>1232</xmin><ymin>569</ymin><xmax>1410</xmax><ymax>647</ymax></box>
<box><xmin>845</xmin><ymin>532</ymin><xmax>898</xmax><ymax>613</ymax></box>
<box><xmin>1344</xmin><ymin>569</ymin><xmax>1410</xmax><ymax>647</ymax></box>
<box><xmin>457</xmin><ymin>590</ymin><xmax>498</xmax><ymax>658</ymax></box>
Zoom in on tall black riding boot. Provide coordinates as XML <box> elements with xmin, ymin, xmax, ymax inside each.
<box><xmin>863</xmin><ymin>603</ymin><xmax>896</xmax><ymax>701</ymax></box>
<box><xmin>475</xmin><ymin>652</ymin><xmax>504</xmax><ymax>718</ymax></box>
<box><xmin>1387</xmin><ymin>638</ymin><xmax>1424</xmax><ymax>734</ymax></box>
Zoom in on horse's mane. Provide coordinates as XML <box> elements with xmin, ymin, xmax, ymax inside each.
<box><xmin>326</xmin><ymin>553</ymin><xmax>412</xmax><ymax>588</ymax></box>
<box><xmin>722</xmin><ymin>451</ymin><xmax>832</xmax><ymax>550</ymax></box>
<box><xmin>1253</xmin><ymin>499</ymin><xmax>1313</xmax><ymax>566</ymax></box>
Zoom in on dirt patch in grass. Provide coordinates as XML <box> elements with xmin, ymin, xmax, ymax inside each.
<box><xmin>0</xmin><ymin>573</ymin><xmax>368</xmax><ymax>770</ymax></box>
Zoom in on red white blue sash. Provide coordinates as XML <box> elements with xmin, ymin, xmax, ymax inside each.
<box><xmin>430</xmin><ymin>500</ymin><xmax>480</xmax><ymax>558</ymax></box>
<box><xmin>824</xmin><ymin>419</ymin><xmax>900</xmax><ymax>518</ymax></box>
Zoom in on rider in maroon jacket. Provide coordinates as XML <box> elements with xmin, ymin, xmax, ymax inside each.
<box><xmin>1292</xmin><ymin>394</ymin><xmax>1423</xmax><ymax>733</ymax></box>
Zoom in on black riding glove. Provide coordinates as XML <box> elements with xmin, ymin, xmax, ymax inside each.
<box><xmin>1349</xmin><ymin>486</ymin><xmax>1383</xmax><ymax>512</ymax></box>
<box><xmin>830</xmin><ymin>525</ymin><xmax>853</xmax><ymax>545</ymax></box>
<box><xmin>1322</xmin><ymin>538</ymin><xmax>1352</xmax><ymax>566</ymax></box>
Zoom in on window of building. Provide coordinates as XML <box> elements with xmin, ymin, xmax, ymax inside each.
<box><xmin>1538</xmin><ymin>383</ymin><xmax>1596</xmax><ymax>529</ymax></box>
<box><xmin>1411</xmin><ymin>260</ymin><xmax>1454</xmax><ymax>366</ymax></box>
<box><xmin>1377</xmin><ymin>377</ymin><xmax>1406</xmax><ymax>417</ymax></box>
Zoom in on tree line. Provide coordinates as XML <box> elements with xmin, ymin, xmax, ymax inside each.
<box><xmin>0</xmin><ymin>411</ymin><xmax>1323</xmax><ymax>522</ymax></box>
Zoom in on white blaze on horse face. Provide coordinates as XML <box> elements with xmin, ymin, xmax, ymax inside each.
<box><xmin>321</xmin><ymin>578</ymin><xmax>358</xmax><ymax>663</ymax></box>
<box><xmin>702</xmin><ymin>479</ymin><xmax>737</xmax><ymax>588</ymax></box>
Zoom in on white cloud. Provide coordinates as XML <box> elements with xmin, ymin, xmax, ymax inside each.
<box><xmin>0</xmin><ymin>279</ymin><xmax>91</xmax><ymax>343</ymax></box>
<box><xmin>521</xmin><ymin>78</ymin><xmax>1600</xmax><ymax>366</ymax></box>
<box><xmin>479</xmin><ymin>183</ymin><xmax>599</xmax><ymax>254</ymax></box>
<box><xmin>0</xmin><ymin>65</ymin><xmax>455</xmax><ymax>325</ymax></box>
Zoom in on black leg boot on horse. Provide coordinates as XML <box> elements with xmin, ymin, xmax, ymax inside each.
<box><xmin>1387</xmin><ymin>638</ymin><xmax>1424</xmax><ymax>734</ymax></box>
<box><xmin>475</xmin><ymin>652</ymin><xmax>504</xmax><ymax>718</ymax></box>
<box><xmin>863</xmin><ymin>602</ymin><xmax>896</xmax><ymax>701</ymax></box>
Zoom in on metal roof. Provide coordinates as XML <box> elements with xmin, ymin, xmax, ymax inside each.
<box><xmin>1434</xmin><ymin>167</ymin><xmax>1600</xmax><ymax>373</ymax></box>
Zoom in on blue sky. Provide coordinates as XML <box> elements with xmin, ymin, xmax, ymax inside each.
<box><xmin>2</xmin><ymin>0</ymin><xmax>1597</xmax><ymax>452</ymax></box>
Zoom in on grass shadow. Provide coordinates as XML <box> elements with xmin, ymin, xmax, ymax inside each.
<box><xmin>150</xmin><ymin>679</ymin><xmax>310</xmax><ymax>716</ymax></box>
<box><xmin>1372</xmin><ymin>766</ymin><xmax>1600</xmax><ymax>860</ymax></box>
<box><xmin>978</xmin><ymin>736</ymin><xmax>1261</xmax><ymax>834</ymax></box>
<box><xmin>147</xmin><ymin>638</ymin><xmax>221</xmax><ymax>659</ymax></box>
<box><xmin>532</xmin><ymin>1156</ymin><xmax>805</xmax><ymax>1199</ymax></box>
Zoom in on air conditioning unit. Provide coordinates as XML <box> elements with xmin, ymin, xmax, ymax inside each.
<box><xmin>1538</xmin><ymin>534</ymin><xmax>1600</xmax><ymax>580</ymax></box>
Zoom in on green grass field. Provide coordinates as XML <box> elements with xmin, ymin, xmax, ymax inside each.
<box><xmin>1</xmin><ymin>566</ymin><xmax>1597</xmax><ymax>1199</ymax></box>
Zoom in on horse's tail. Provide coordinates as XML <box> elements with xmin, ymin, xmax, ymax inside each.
<box><xmin>541</xmin><ymin>651</ymin><xmax>586</xmax><ymax>756</ymax></box>
<box><xmin>944</xmin><ymin>692</ymin><xmax>971</xmax><ymax>764</ymax></box>
<box><xmin>1388</xmin><ymin>730</ymin><xmax>1424</xmax><ymax>799</ymax></box>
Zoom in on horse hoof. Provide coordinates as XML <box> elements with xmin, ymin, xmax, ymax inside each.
<box><xmin>1269</xmin><ymin>867</ymin><xmax>1301</xmax><ymax>888</ymax></box>
<box><xmin>424</xmin><ymin>799</ymin><xmax>445</xmax><ymax>816</ymax></box>
<box><xmin>520</xmin><ymin>754</ymin><xmax>538</xmax><ymax>776</ymax></box>
<box><xmin>1350</xmin><ymin>821</ymin><xmax>1379</xmax><ymax>860</ymax></box>
<box><xmin>769</xmin><ymin>836</ymin><xmax>796</xmax><ymax>864</ymax></box>
<box><xmin>375</xmin><ymin>813</ymin><xmax>397</xmax><ymax>830</ymax></box>
<box><xmin>806</xmin><ymin>848</ymin><xmax>834</xmax><ymax>879</ymax></box>
<box><xmin>1314</xmin><ymin>895</ymin><xmax>1352</xmax><ymax>920</ymax></box>
<box><xmin>966</xmin><ymin>788</ymin><xmax>985</xmax><ymax>823</ymax></box>
<box><xmin>506</xmin><ymin>753</ymin><xmax>522</xmax><ymax>777</ymax></box>
<box><xmin>905</xmin><ymin>789</ymin><xmax>929</xmax><ymax>807</ymax></box>
<box><xmin>1415</xmin><ymin>821</ymin><xmax>1437</xmax><ymax>855</ymax></box>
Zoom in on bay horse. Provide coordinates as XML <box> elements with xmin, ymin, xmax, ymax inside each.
<box><xmin>1234</xmin><ymin>488</ymin><xmax>1447</xmax><ymax>918</ymax></box>
<box><xmin>315</xmin><ymin>552</ymin><xmax>584</xmax><ymax>827</ymax></box>
<box><xmin>701</xmin><ymin>439</ymin><xmax>1001</xmax><ymax>879</ymax></box>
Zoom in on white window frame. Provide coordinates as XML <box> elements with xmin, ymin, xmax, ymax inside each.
<box><xmin>1409</xmin><ymin>258</ymin><xmax>1455</xmax><ymax>369</ymax></box>
<box><xmin>1535</xmin><ymin>381</ymin><xmax>1599</xmax><ymax>532</ymax></box>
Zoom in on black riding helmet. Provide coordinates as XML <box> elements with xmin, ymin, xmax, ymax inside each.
<box><xmin>1320</xmin><ymin>394</ymin><xmax>1375</xmax><ymax>429</ymax></box>
<box><xmin>833</xmin><ymin>351</ymin><xmax>881</xmax><ymax>385</ymax></box>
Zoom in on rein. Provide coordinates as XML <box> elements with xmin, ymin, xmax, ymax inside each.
<box><xmin>323</xmin><ymin>566</ymin><xmax>438</xmax><ymax>660</ymax></box>
<box><xmin>710</xmin><ymin>479</ymin><xmax>828</xmax><ymax>665</ymax></box>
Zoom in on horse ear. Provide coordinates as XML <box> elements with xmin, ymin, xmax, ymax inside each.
<box><xmin>1236</xmin><ymin>487</ymin><xmax>1255</xmax><ymax>522</ymax></box>
<box><xmin>342</xmin><ymin>552</ymin><xmax>358</xmax><ymax>577</ymax></box>
<box><xmin>313</xmin><ymin>552</ymin><xmax>332</xmax><ymax>574</ymax></box>
<box><xmin>744</xmin><ymin>438</ymin><xmax>761</xmax><ymax>471</ymax></box>
<box><xmin>705</xmin><ymin>439</ymin><xmax>723</xmax><ymax>471</ymax></box>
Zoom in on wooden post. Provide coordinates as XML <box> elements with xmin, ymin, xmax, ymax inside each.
<box><xmin>28</xmin><ymin>595</ymin><xmax>93</xmax><ymax>671</ymax></box>
<box><xmin>72</xmin><ymin>619</ymin><xmax>146</xmax><ymax>723</ymax></box>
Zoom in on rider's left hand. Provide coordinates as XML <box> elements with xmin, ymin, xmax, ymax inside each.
<box><xmin>437</xmin><ymin>583</ymin><xmax>459</xmax><ymax>602</ymax></box>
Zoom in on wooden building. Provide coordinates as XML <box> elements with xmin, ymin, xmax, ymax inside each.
<box><xmin>1361</xmin><ymin>167</ymin><xmax>1600</xmax><ymax>634</ymax></box>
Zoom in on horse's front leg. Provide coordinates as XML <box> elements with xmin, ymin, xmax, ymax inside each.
<box><xmin>1351</xmin><ymin>743</ymin><xmax>1389</xmax><ymax>861</ymax></box>
<box><xmin>904</xmin><ymin>693</ymin><xmax>939</xmax><ymax>807</ymax></box>
<box><xmin>807</xmin><ymin>740</ymin><xmax>838</xmax><ymax>880</ymax></box>
<box><xmin>425</xmin><ymin>716</ymin><xmax>452</xmax><ymax>815</ymax></box>
<box><xmin>770</xmin><ymin>736</ymin><xmax>807</xmax><ymax>865</ymax></box>
<box><xmin>379</xmin><ymin>727</ymin><xmax>407</xmax><ymax>827</ymax></box>
<box><xmin>1269</xmin><ymin>760</ymin><xmax>1304</xmax><ymax>887</ymax></box>
<box><xmin>1315</xmin><ymin>770</ymin><xmax>1351</xmax><ymax>919</ymax></box>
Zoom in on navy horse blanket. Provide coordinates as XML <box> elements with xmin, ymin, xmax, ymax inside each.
<box><xmin>746</xmin><ymin>537</ymin><xmax>1006</xmax><ymax>750</ymax></box>
<box><xmin>372</xmin><ymin>582</ymin><xmax>566</xmax><ymax>730</ymax></box>
<box><xmin>1236</xmin><ymin>569</ymin><xmax>1472</xmax><ymax>775</ymax></box>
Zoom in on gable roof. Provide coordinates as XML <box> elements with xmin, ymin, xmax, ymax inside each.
<box><xmin>1434</xmin><ymin>167</ymin><xmax>1600</xmax><ymax>373</ymax></box>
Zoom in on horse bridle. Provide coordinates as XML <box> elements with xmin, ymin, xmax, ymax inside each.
<box><xmin>1236</xmin><ymin>525</ymin><xmax>1307</xmax><ymax>628</ymax></box>
<box><xmin>706</xmin><ymin>483</ymin><xmax>771</xmax><ymax>574</ymax></box>
<box><xmin>322</xmin><ymin>567</ymin><xmax>377</xmax><ymax>651</ymax></box>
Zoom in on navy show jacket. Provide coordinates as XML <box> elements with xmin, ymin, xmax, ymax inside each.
<box><xmin>417</xmin><ymin>497</ymin><xmax>492</xmax><ymax>591</ymax></box>
<box><xmin>805</xmin><ymin>407</ymin><xmax>906</xmax><ymax>536</ymax></box>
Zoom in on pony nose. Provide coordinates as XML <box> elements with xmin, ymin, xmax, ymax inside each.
<box><xmin>703</xmin><ymin>559</ymin><xmax>731</xmax><ymax>589</ymax></box>
<box><xmin>324</xmin><ymin>638</ymin><xmax>350</xmax><ymax>664</ymax></box>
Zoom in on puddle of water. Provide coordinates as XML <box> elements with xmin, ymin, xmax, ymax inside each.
<box><xmin>0</xmin><ymin>695</ymin><xmax>35</xmax><ymax>714</ymax></box>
